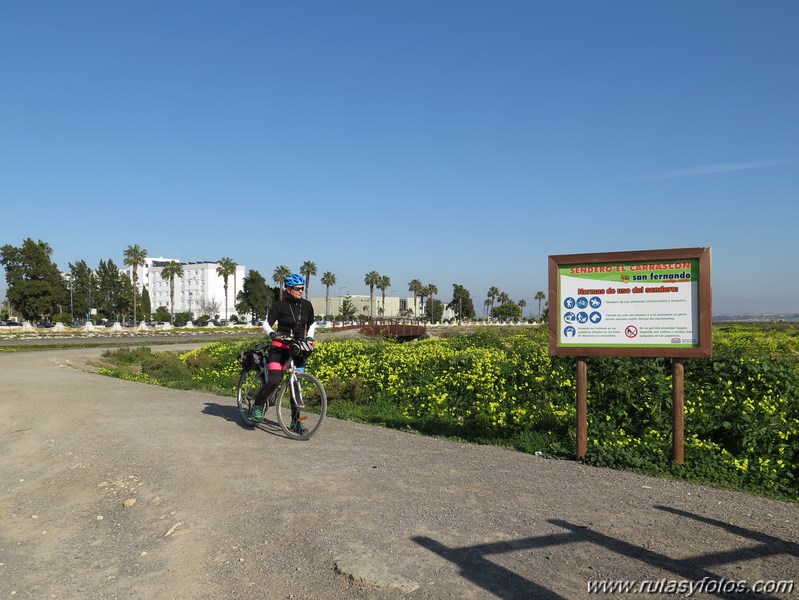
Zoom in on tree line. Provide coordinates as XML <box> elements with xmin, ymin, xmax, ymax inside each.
<box><xmin>1</xmin><ymin>238</ymin><xmax>546</xmax><ymax>324</ymax></box>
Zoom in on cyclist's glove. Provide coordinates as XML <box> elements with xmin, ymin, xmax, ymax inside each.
<box><xmin>269</xmin><ymin>331</ymin><xmax>279</xmax><ymax>340</ymax></box>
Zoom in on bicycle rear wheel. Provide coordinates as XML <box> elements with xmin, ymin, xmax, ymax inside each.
<box><xmin>275</xmin><ymin>372</ymin><xmax>327</xmax><ymax>440</ymax></box>
<box><xmin>236</xmin><ymin>369</ymin><xmax>262</xmax><ymax>427</ymax></box>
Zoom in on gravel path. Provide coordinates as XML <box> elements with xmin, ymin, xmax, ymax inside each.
<box><xmin>0</xmin><ymin>345</ymin><xmax>797</xmax><ymax>599</ymax></box>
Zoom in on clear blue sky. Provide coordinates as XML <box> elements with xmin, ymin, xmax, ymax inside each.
<box><xmin>2</xmin><ymin>1</ymin><xmax>797</xmax><ymax>316</ymax></box>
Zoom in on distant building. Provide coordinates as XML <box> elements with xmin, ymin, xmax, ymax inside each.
<box><xmin>308</xmin><ymin>294</ymin><xmax>454</xmax><ymax>321</ymax></box>
<box><xmin>126</xmin><ymin>257</ymin><xmax>245</xmax><ymax>319</ymax></box>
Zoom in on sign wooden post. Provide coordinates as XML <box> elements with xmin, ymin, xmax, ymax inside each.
<box><xmin>548</xmin><ymin>247</ymin><xmax>712</xmax><ymax>463</ymax></box>
<box><xmin>576</xmin><ymin>357</ymin><xmax>588</xmax><ymax>459</ymax></box>
<box><xmin>672</xmin><ymin>358</ymin><xmax>685</xmax><ymax>464</ymax></box>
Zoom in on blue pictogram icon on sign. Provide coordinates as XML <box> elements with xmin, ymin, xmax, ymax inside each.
<box><xmin>577</xmin><ymin>312</ymin><xmax>589</xmax><ymax>324</ymax></box>
<box><xmin>590</xmin><ymin>311</ymin><xmax>602</xmax><ymax>324</ymax></box>
<box><xmin>564</xmin><ymin>311</ymin><xmax>576</xmax><ymax>323</ymax></box>
<box><xmin>564</xmin><ymin>297</ymin><xmax>576</xmax><ymax>309</ymax></box>
<box><xmin>564</xmin><ymin>325</ymin><xmax>576</xmax><ymax>338</ymax></box>
<box><xmin>590</xmin><ymin>296</ymin><xmax>602</xmax><ymax>308</ymax></box>
<box><xmin>576</xmin><ymin>297</ymin><xmax>589</xmax><ymax>309</ymax></box>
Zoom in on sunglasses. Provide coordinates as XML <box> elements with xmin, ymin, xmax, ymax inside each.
<box><xmin>290</xmin><ymin>286</ymin><xmax>305</xmax><ymax>291</ymax></box>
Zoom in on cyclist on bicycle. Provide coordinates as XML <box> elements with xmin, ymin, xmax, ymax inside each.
<box><xmin>250</xmin><ymin>273</ymin><xmax>317</xmax><ymax>433</ymax></box>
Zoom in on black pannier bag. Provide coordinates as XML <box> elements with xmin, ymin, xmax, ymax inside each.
<box><xmin>238</xmin><ymin>348</ymin><xmax>264</xmax><ymax>371</ymax></box>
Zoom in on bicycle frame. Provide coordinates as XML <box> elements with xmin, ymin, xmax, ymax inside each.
<box><xmin>273</xmin><ymin>356</ymin><xmax>305</xmax><ymax>409</ymax></box>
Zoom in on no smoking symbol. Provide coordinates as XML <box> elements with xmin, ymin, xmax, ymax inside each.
<box><xmin>625</xmin><ymin>325</ymin><xmax>638</xmax><ymax>338</ymax></box>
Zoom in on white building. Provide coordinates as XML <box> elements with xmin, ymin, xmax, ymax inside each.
<box><xmin>128</xmin><ymin>257</ymin><xmax>245</xmax><ymax>319</ymax></box>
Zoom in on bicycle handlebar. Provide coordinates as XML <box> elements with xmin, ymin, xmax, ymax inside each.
<box><xmin>259</xmin><ymin>335</ymin><xmax>316</xmax><ymax>357</ymax></box>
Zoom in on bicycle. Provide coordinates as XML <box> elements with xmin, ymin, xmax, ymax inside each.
<box><xmin>236</xmin><ymin>337</ymin><xmax>327</xmax><ymax>440</ymax></box>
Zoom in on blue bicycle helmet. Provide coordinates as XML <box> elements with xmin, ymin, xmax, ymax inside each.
<box><xmin>284</xmin><ymin>273</ymin><xmax>305</xmax><ymax>288</ymax></box>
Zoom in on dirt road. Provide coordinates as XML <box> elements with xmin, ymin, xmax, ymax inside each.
<box><xmin>1</xmin><ymin>345</ymin><xmax>797</xmax><ymax>599</ymax></box>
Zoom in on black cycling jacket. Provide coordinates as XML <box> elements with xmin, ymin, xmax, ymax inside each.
<box><xmin>263</xmin><ymin>297</ymin><xmax>316</xmax><ymax>338</ymax></box>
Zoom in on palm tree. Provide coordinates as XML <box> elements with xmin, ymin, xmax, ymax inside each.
<box><xmin>534</xmin><ymin>291</ymin><xmax>546</xmax><ymax>321</ymax></box>
<box><xmin>518</xmin><ymin>299</ymin><xmax>527</xmax><ymax>319</ymax></box>
<box><xmin>483</xmin><ymin>298</ymin><xmax>491</xmax><ymax>318</ymax></box>
<box><xmin>123</xmin><ymin>244</ymin><xmax>147</xmax><ymax>325</ymax></box>
<box><xmin>273</xmin><ymin>265</ymin><xmax>290</xmax><ymax>299</ymax></box>
<box><xmin>408</xmin><ymin>278</ymin><xmax>423</xmax><ymax>317</ymax></box>
<box><xmin>321</xmin><ymin>271</ymin><xmax>336</xmax><ymax>318</ymax></box>
<box><xmin>487</xmin><ymin>286</ymin><xmax>500</xmax><ymax>314</ymax></box>
<box><xmin>160</xmin><ymin>260</ymin><xmax>184</xmax><ymax>321</ymax></box>
<box><xmin>533</xmin><ymin>292</ymin><xmax>546</xmax><ymax>321</ymax></box>
<box><xmin>364</xmin><ymin>271</ymin><xmax>380</xmax><ymax>319</ymax></box>
<box><xmin>424</xmin><ymin>283</ymin><xmax>438</xmax><ymax>322</ymax></box>
<box><xmin>418</xmin><ymin>287</ymin><xmax>428</xmax><ymax>321</ymax></box>
<box><xmin>300</xmin><ymin>261</ymin><xmax>317</xmax><ymax>299</ymax></box>
<box><xmin>497</xmin><ymin>291</ymin><xmax>511</xmax><ymax>305</ymax></box>
<box><xmin>216</xmin><ymin>257</ymin><xmax>237</xmax><ymax>320</ymax></box>
<box><xmin>377</xmin><ymin>274</ymin><xmax>391</xmax><ymax>317</ymax></box>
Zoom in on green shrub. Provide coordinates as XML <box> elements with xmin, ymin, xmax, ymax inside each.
<box><xmin>102</xmin><ymin>347</ymin><xmax>154</xmax><ymax>364</ymax></box>
<box><xmin>141</xmin><ymin>352</ymin><xmax>187</xmax><ymax>382</ymax></box>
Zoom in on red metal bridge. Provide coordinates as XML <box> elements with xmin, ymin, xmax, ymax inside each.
<box><xmin>332</xmin><ymin>319</ymin><xmax>427</xmax><ymax>341</ymax></box>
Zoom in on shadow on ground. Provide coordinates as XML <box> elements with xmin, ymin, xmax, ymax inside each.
<box><xmin>413</xmin><ymin>505</ymin><xmax>796</xmax><ymax>599</ymax></box>
<box><xmin>202</xmin><ymin>402</ymin><xmax>284</xmax><ymax>435</ymax></box>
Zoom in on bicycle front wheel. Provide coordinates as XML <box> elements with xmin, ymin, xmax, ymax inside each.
<box><xmin>236</xmin><ymin>369</ymin><xmax>262</xmax><ymax>427</ymax></box>
<box><xmin>275</xmin><ymin>372</ymin><xmax>327</xmax><ymax>440</ymax></box>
